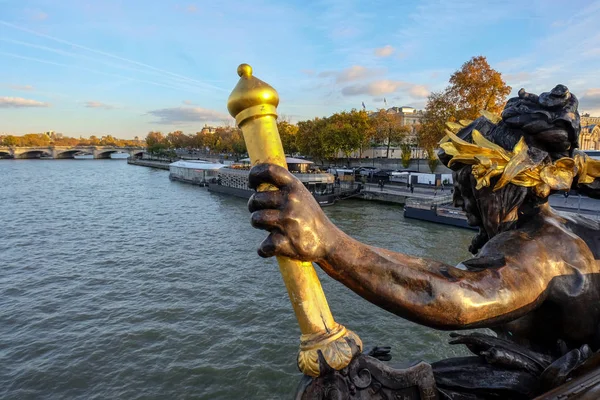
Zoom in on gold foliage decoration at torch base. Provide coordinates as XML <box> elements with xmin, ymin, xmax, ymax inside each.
<box><xmin>298</xmin><ymin>323</ymin><xmax>363</xmax><ymax>377</ymax></box>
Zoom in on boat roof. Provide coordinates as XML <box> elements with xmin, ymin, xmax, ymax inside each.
<box><xmin>239</xmin><ymin>157</ymin><xmax>314</xmax><ymax>164</ymax></box>
<box><xmin>331</xmin><ymin>168</ymin><xmax>354</xmax><ymax>173</ymax></box>
<box><xmin>169</xmin><ymin>160</ymin><xmax>225</xmax><ymax>170</ymax></box>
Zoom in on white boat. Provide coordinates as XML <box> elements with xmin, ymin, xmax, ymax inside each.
<box><xmin>207</xmin><ymin>158</ymin><xmax>361</xmax><ymax>206</ymax></box>
<box><xmin>169</xmin><ymin>160</ymin><xmax>225</xmax><ymax>186</ymax></box>
<box><xmin>110</xmin><ymin>152</ymin><xmax>130</xmax><ymax>159</ymax></box>
<box><xmin>74</xmin><ymin>153</ymin><xmax>94</xmax><ymax>160</ymax></box>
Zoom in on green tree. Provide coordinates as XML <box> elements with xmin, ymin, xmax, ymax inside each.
<box><xmin>372</xmin><ymin>109</ymin><xmax>410</xmax><ymax>158</ymax></box>
<box><xmin>3</xmin><ymin>135</ymin><xmax>19</xmax><ymax>146</ymax></box>
<box><xmin>99</xmin><ymin>135</ymin><xmax>117</xmax><ymax>146</ymax></box>
<box><xmin>230</xmin><ymin>129</ymin><xmax>247</xmax><ymax>156</ymax></box>
<box><xmin>190</xmin><ymin>132</ymin><xmax>207</xmax><ymax>150</ymax></box>
<box><xmin>328</xmin><ymin>112</ymin><xmax>359</xmax><ymax>162</ymax></box>
<box><xmin>426</xmin><ymin>148</ymin><xmax>439</xmax><ymax>173</ymax></box>
<box><xmin>166</xmin><ymin>131</ymin><xmax>190</xmax><ymax>149</ymax></box>
<box><xmin>347</xmin><ymin>109</ymin><xmax>375</xmax><ymax>158</ymax></box>
<box><xmin>297</xmin><ymin>118</ymin><xmax>335</xmax><ymax>164</ymax></box>
<box><xmin>277</xmin><ymin>120</ymin><xmax>299</xmax><ymax>154</ymax></box>
<box><xmin>400</xmin><ymin>142</ymin><xmax>412</xmax><ymax>168</ymax></box>
<box><xmin>145</xmin><ymin>131</ymin><xmax>167</xmax><ymax>154</ymax></box>
<box><xmin>20</xmin><ymin>134</ymin><xmax>50</xmax><ymax>147</ymax></box>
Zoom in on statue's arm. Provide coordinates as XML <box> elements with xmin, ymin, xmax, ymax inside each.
<box><xmin>314</xmin><ymin>231</ymin><xmax>550</xmax><ymax>330</ymax></box>
<box><xmin>248</xmin><ymin>164</ymin><xmax>553</xmax><ymax>330</ymax></box>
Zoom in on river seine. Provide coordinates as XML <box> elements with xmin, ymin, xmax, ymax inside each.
<box><xmin>1</xmin><ymin>160</ymin><xmax>476</xmax><ymax>399</ymax></box>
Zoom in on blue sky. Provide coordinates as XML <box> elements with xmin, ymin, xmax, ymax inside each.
<box><xmin>1</xmin><ymin>0</ymin><xmax>599</xmax><ymax>139</ymax></box>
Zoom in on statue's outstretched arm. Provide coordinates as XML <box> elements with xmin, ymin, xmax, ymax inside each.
<box><xmin>248</xmin><ymin>164</ymin><xmax>552</xmax><ymax>330</ymax></box>
<box><xmin>315</xmin><ymin>232</ymin><xmax>549</xmax><ymax>330</ymax></box>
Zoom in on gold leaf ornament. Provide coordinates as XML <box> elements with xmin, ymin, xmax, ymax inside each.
<box><xmin>442</xmin><ymin>124</ymin><xmax>600</xmax><ymax>197</ymax></box>
<box><xmin>539</xmin><ymin>158</ymin><xmax>576</xmax><ymax>191</ymax></box>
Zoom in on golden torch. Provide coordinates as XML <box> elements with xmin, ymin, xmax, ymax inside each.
<box><xmin>227</xmin><ymin>64</ymin><xmax>361</xmax><ymax>377</ymax></box>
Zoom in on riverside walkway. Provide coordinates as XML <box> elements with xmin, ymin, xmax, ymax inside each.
<box><xmin>360</xmin><ymin>183</ymin><xmax>453</xmax><ymax>205</ymax></box>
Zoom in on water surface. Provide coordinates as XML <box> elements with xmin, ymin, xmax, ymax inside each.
<box><xmin>0</xmin><ymin>160</ymin><xmax>475</xmax><ymax>399</ymax></box>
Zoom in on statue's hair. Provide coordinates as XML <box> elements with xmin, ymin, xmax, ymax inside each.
<box><xmin>443</xmin><ymin>85</ymin><xmax>590</xmax><ymax>253</ymax></box>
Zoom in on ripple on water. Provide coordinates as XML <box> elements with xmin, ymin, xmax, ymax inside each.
<box><xmin>0</xmin><ymin>160</ymin><xmax>475</xmax><ymax>399</ymax></box>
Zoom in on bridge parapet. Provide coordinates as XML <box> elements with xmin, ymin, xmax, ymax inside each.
<box><xmin>0</xmin><ymin>146</ymin><xmax>145</xmax><ymax>159</ymax></box>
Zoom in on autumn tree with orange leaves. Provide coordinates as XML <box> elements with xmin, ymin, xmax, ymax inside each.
<box><xmin>419</xmin><ymin>56</ymin><xmax>511</xmax><ymax>152</ymax></box>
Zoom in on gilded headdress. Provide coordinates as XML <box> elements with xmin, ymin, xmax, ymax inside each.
<box><xmin>438</xmin><ymin>85</ymin><xmax>600</xmax><ymax>198</ymax></box>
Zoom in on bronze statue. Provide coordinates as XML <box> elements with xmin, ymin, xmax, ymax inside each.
<box><xmin>229</xmin><ymin>66</ymin><xmax>600</xmax><ymax>399</ymax></box>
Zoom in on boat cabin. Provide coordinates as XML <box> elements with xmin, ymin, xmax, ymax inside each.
<box><xmin>169</xmin><ymin>160</ymin><xmax>225</xmax><ymax>186</ymax></box>
<box><xmin>237</xmin><ymin>157</ymin><xmax>335</xmax><ymax>196</ymax></box>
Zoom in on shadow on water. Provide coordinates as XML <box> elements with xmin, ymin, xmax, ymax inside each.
<box><xmin>0</xmin><ymin>161</ymin><xmax>475</xmax><ymax>399</ymax></box>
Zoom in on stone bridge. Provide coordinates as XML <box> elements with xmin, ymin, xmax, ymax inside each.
<box><xmin>0</xmin><ymin>146</ymin><xmax>146</xmax><ymax>159</ymax></box>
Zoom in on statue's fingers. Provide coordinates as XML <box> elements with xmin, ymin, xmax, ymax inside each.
<box><xmin>257</xmin><ymin>232</ymin><xmax>293</xmax><ymax>258</ymax></box>
<box><xmin>248</xmin><ymin>163</ymin><xmax>298</xmax><ymax>190</ymax></box>
<box><xmin>248</xmin><ymin>190</ymin><xmax>286</xmax><ymax>213</ymax></box>
<box><xmin>250</xmin><ymin>209</ymin><xmax>282</xmax><ymax>232</ymax></box>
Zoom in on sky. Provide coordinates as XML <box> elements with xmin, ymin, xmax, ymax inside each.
<box><xmin>1</xmin><ymin>0</ymin><xmax>599</xmax><ymax>139</ymax></box>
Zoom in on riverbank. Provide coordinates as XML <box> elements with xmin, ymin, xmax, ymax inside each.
<box><xmin>125</xmin><ymin>159</ymin><xmax>600</xmax><ymax>226</ymax></box>
<box><xmin>359</xmin><ymin>182</ymin><xmax>452</xmax><ymax>205</ymax></box>
<box><xmin>127</xmin><ymin>158</ymin><xmax>170</xmax><ymax>170</ymax></box>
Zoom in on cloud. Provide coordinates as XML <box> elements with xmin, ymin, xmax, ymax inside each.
<box><xmin>301</xmin><ymin>69</ymin><xmax>315</xmax><ymax>76</ymax></box>
<box><xmin>84</xmin><ymin>101</ymin><xmax>117</xmax><ymax>110</ymax></box>
<box><xmin>342</xmin><ymin>80</ymin><xmax>429</xmax><ymax>98</ymax></box>
<box><xmin>319</xmin><ymin>65</ymin><xmax>385</xmax><ymax>83</ymax></box>
<box><xmin>409</xmin><ymin>85</ymin><xmax>430</xmax><ymax>98</ymax></box>
<box><xmin>187</xmin><ymin>5</ymin><xmax>198</xmax><ymax>13</ymax></box>
<box><xmin>0</xmin><ymin>96</ymin><xmax>49</xmax><ymax>108</ymax></box>
<box><xmin>374</xmin><ymin>45</ymin><xmax>394</xmax><ymax>57</ymax></box>
<box><xmin>9</xmin><ymin>84</ymin><xmax>34</xmax><ymax>91</ymax></box>
<box><xmin>580</xmin><ymin>88</ymin><xmax>600</xmax><ymax>110</ymax></box>
<box><xmin>147</xmin><ymin>106</ymin><xmax>229</xmax><ymax>125</ymax></box>
<box><xmin>182</xmin><ymin>100</ymin><xmax>195</xmax><ymax>105</ymax></box>
<box><xmin>342</xmin><ymin>80</ymin><xmax>404</xmax><ymax>96</ymax></box>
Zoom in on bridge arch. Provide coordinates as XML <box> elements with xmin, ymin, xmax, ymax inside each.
<box><xmin>95</xmin><ymin>149</ymin><xmax>121</xmax><ymax>159</ymax></box>
<box><xmin>0</xmin><ymin>151</ymin><xmax>12</xmax><ymax>159</ymax></box>
<box><xmin>55</xmin><ymin>149</ymin><xmax>87</xmax><ymax>159</ymax></box>
<box><xmin>16</xmin><ymin>150</ymin><xmax>52</xmax><ymax>159</ymax></box>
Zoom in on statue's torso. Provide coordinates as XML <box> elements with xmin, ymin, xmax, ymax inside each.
<box><xmin>483</xmin><ymin>211</ymin><xmax>600</xmax><ymax>354</ymax></box>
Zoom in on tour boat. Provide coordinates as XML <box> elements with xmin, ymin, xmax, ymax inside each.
<box><xmin>168</xmin><ymin>160</ymin><xmax>225</xmax><ymax>186</ymax></box>
<box><xmin>207</xmin><ymin>157</ymin><xmax>359</xmax><ymax>207</ymax></box>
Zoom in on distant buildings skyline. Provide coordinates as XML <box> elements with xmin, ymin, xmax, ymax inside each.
<box><xmin>3</xmin><ymin>109</ymin><xmax>600</xmax><ymax>153</ymax></box>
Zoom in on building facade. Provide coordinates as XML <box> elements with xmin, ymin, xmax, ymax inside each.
<box><xmin>580</xmin><ymin>124</ymin><xmax>600</xmax><ymax>150</ymax></box>
<box><xmin>582</xmin><ymin>114</ymin><xmax>600</xmax><ymax>127</ymax></box>
<box><xmin>385</xmin><ymin>106</ymin><xmax>423</xmax><ymax>143</ymax></box>
<box><xmin>200</xmin><ymin>125</ymin><xmax>217</xmax><ymax>135</ymax></box>
<box><xmin>579</xmin><ymin>114</ymin><xmax>600</xmax><ymax>151</ymax></box>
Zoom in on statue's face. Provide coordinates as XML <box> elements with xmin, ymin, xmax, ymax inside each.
<box><xmin>452</xmin><ymin>169</ymin><xmax>482</xmax><ymax>227</ymax></box>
